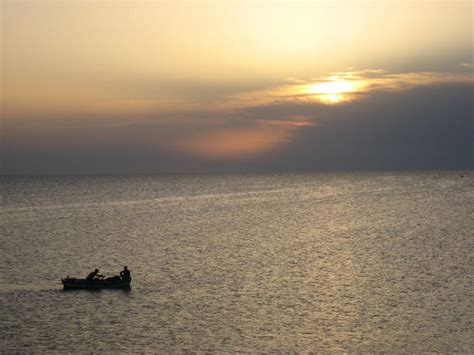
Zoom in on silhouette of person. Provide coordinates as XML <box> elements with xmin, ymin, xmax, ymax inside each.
<box><xmin>120</xmin><ymin>266</ymin><xmax>131</xmax><ymax>280</ymax></box>
<box><xmin>86</xmin><ymin>268</ymin><xmax>103</xmax><ymax>280</ymax></box>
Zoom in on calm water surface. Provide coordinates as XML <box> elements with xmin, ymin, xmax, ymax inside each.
<box><xmin>1</xmin><ymin>172</ymin><xmax>473</xmax><ymax>352</ymax></box>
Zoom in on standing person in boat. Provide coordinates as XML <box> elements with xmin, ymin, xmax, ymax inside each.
<box><xmin>86</xmin><ymin>268</ymin><xmax>103</xmax><ymax>281</ymax></box>
<box><xmin>120</xmin><ymin>266</ymin><xmax>131</xmax><ymax>281</ymax></box>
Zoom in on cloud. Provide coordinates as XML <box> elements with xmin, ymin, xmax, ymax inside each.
<box><xmin>232</xmin><ymin>70</ymin><xmax>474</xmax><ymax>107</ymax></box>
<box><xmin>460</xmin><ymin>62</ymin><xmax>474</xmax><ymax>69</ymax></box>
<box><xmin>2</xmin><ymin>70</ymin><xmax>473</xmax><ymax>174</ymax></box>
<box><xmin>256</xmin><ymin>83</ymin><xmax>474</xmax><ymax>171</ymax></box>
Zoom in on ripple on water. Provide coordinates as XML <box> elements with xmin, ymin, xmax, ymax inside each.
<box><xmin>1</xmin><ymin>172</ymin><xmax>473</xmax><ymax>352</ymax></box>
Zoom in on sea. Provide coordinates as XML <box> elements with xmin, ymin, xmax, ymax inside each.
<box><xmin>1</xmin><ymin>172</ymin><xmax>472</xmax><ymax>352</ymax></box>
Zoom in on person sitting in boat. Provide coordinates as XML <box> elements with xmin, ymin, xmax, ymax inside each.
<box><xmin>119</xmin><ymin>266</ymin><xmax>131</xmax><ymax>281</ymax></box>
<box><xmin>86</xmin><ymin>269</ymin><xmax>104</xmax><ymax>281</ymax></box>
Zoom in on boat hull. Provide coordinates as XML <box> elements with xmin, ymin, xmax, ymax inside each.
<box><xmin>62</xmin><ymin>277</ymin><xmax>131</xmax><ymax>290</ymax></box>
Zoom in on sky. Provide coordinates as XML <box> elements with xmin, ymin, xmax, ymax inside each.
<box><xmin>1</xmin><ymin>0</ymin><xmax>473</xmax><ymax>174</ymax></box>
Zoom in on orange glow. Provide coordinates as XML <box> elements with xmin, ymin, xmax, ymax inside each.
<box><xmin>170</xmin><ymin>120</ymin><xmax>310</xmax><ymax>159</ymax></box>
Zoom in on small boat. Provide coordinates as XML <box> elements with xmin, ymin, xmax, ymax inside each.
<box><xmin>62</xmin><ymin>277</ymin><xmax>131</xmax><ymax>290</ymax></box>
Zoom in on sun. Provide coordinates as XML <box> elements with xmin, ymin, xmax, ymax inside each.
<box><xmin>308</xmin><ymin>80</ymin><xmax>354</xmax><ymax>95</ymax></box>
<box><xmin>273</xmin><ymin>75</ymin><xmax>364</xmax><ymax>105</ymax></box>
<box><xmin>306</xmin><ymin>79</ymin><xmax>357</xmax><ymax>104</ymax></box>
